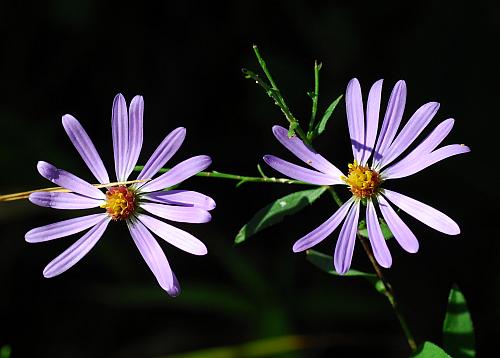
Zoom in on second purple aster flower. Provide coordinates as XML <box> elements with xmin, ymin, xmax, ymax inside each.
<box><xmin>26</xmin><ymin>94</ymin><xmax>215</xmax><ymax>296</ymax></box>
<box><xmin>264</xmin><ymin>78</ymin><xmax>469</xmax><ymax>274</ymax></box>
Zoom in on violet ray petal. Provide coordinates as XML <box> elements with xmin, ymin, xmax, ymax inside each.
<box><xmin>26</xmin><ymin>213</ymin><xmax>107</xmax><ymax>243</ymax></box>
<box><xmin>366</xmin><ymin>200</ymin><xmax>392</xmax><ymax>268</ymax></box>
<box><xmin>140</xmin><ymin>202</ymin><xmax>211</xmax><ymax>223</ymax></box>
<box><xmin>139</xmin><ymin>155</ymin><xmax>212</xmax><ymax>193</ymax></box>
<box><xmin>334</xmin><ymin>200</ymin><xmax>360</xmax><ymax>274</ymax></box>
<box><xmin>43</xmin><ymin>217</ymin><xmax>110</xmax><ymax>278</ymax></box>
<box><xmin>124</xmin><ymin>95</ymin><xmax>144</xmax><ymax>180</ymax></box>
<box><xmin>37</xmin><ymin>161</ymin><xmax>105</xmax><ymax>199</ymax></box>
<box><xmin>137</xmin><ymin>127</ymin><xmax>186</xmax><ymax>181</ymax></box>
<box><xmin>112</xmin><ymin>94</ymin><xmax>129</xmax><ymax>181</ymax></box>
<box><xmin>263</xmin><ymin>155</ymin><xmax>343</xmax><ymax>185</ymax></box>
<box><xmin>377</xmin><ymin>195</ymin><xmax>419</xmax><ymax>253</ymax></box>
<box><xmin>272</xmin><ymin>125</ymin><xmax>343</xmax><ymax>177</ymax></box>
<box><xmin>137</xmin><ymin>213</ymin><xmax>208</xmax><ymax>255</ymax></box>
<box><xmin>29</xmin><ymin>192</ymin><xmax>104</xmax><ymax>210</ymax></box>
<box><xmin>292</xmin><ymin>197</ymin><xmax>354</xmax><ymax>252</ymax></box>
<box><xmin>373</xmin><ymin>80</ymin><xmax>407</xmax><ymax>168</ymax></box>
<box><xmin>381</xmin><ymin>118</ymin><xmax>455</xmax><ymax>178</ymax></box>
<box><xmin>62</xmin><ymin>114</ymin><xmax>110</xmax><ymax>184</ymax></box>
<box><xmin>383</xmin><ymin>144</ymin><xmax>470</xmax><ymax>180</ymax></box>
<box><xmin>142</xmin><ymin>190</ymin><xmax>216</xmax><ymax>211</ymax></box>
<box><xmin>361</xmin><ymin>79</ymin><xmax>383</xmax><ymax>165</ymax></box>
<box><xmin>346</xmin><ymin>78</ymin><xmax>365</xmax><ymax>163</ymax></box>
<box><xmin>127</xmin><ymin>219</ymin><xmax>179</xmax><ymax>295</ymax></box>
<box><xmin>379</xmin><ymin>102</ymin><xmax>440</xmax><ymax>169</ymax></box>
<box><xmin>382</xmin><ymin>189</ymin><xmax>460</xmax><ymax>235</ymax></box>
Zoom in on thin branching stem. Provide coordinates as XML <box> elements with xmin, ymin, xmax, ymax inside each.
<box><xmin>245</xmin><ymin>45</ymin><xmax>310</xmax><ymax>144</ymax></box>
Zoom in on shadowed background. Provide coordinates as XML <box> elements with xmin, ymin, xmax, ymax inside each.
<box><xmin>0</xmin><ymin>1</ymin><xmax>498</xmax><ymax>357</ymax></box>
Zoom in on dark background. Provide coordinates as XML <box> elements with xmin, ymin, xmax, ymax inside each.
<box><xmin>0</xmin><ymin>1</ymin><xmax>498</xmax><ymax>357</ymax></box>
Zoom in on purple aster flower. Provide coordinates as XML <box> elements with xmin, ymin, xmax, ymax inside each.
<box><xmin>264</xmin><ymin>79</ymin><xmax>470</xmax><ymax>274</ymax></box>
<box><xmin>25</xmin><ymin>94</ymin><xmax>215</xmax><ymax>296</ymax></box>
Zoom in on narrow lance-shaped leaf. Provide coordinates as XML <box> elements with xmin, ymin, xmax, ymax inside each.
<box><xmin>443</xmin><ymin>284</ymin><xmax>475</xmax><ymax>358</ymax></box>
<box><xmin>235</xmin><ymin>187</ymin><xmax>326</xmax><ymax>244</ymax></box>
<box><xmin>314</xmin><ymin>94</ymin><xmax>343</xmax><ymax>137</ymax></box>
<box><xmin>411</xmin><ymin>341</ymin><xmax>451</xmax><ymax>357</ymax></box>
<box><xmin>306</xmin><ymin>250</ymin><xmax>386</xmax><ymax>294</ymax></box>
<box><xmin>357</xmin><ymin>218</ymin><xmax>394</xmax><ymax>240</ymax></box>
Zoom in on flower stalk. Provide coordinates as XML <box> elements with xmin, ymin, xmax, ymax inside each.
<box><xmin>358</xmin><ymin>234</ymin><xmax>417</xmax><ymax>352</ymax></box>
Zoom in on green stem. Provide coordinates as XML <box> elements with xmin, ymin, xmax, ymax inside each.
<box><xmin>308</xmin><ymin>60</ymin><xmax>320</xmax><ymax>134</ymax></box>
<box><xmin>358</xmin><ymin>235</ymin><xmax>418</xmax><ymax>352</ymax></box>
<box><xmin>252</xmin><ymin>45</ymin><xmax>279</xmax><ymax>91</ymax></box>
<box><xmin>248</xmin><ymin>45</ymin><xmax>310</xmax><ymax>144</ymax></box>
<box><xmin>133</xmin><ymin>166</ymin><xmax>313</xmax><ymax>186</ymax></box>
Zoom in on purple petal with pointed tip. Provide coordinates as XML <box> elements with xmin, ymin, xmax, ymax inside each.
<box><xmin>37</xmin><ymin>161</ymin><xmax>105</xmax><ymax>199</ymax></box>
<box><xmin>143</xmin><ymin>190</ymin><xmax>216</xmax><ymax>211</ymax></box>
<box><xmin>383</xmin><ymin>144</ymin><xmax>470</xmax><ymax>179</ymax></box>
<box><xmin>62</xmin><ymin>114</ymin><xmax>109</xmax><ymax>184</ymax></box>
<box><xmin>373</xmin><ymin>80</ymin><xmax>407</xmax><ymax>167</ymax></box>
<box><xmin>43</xmin><ymin>217</ymin><xmax>110</xmax><ymax>278</ymax></box>
<box><xmin>382</xmin><ymin>189</ymin><xmax>460</xmax><ymax>235</ymax></box>
<box><xmin>127</xmin><ymin>219</ymin><xmax>180</xmax><ymax>296</ymax></box>
<box><xmin>272</xmin><ymin>125</ymin><xmax>343</xmax><ymax>177</ymax></box>
<box><xmin>379</xmin><ymin>102</ymin><xmax>440</xmax><ymax>168</ymax></box>
<box><xmin>112</xmin><ymin>94</ymin><xmax>129</xmax><ymax>181</ymax></box>
<box><xmin>139</xmin><ymin>155</ymin><xmax>211</xmax><ymax>193</ymax></box>
<box><xmin>137</xmin><ymin>127</ymin><xmax>186</xmax><ymax>181</ymax></box>
<box><xmin>29</xmin><ymin>192</ymin><xmax>104</xmax><ymax>209</ymax></box>
<box><xmin>366</xmin><ymin>200</ymin><xmax>392</xmax><ymax>268</ymax></box>
<box><xmin>361</xmin><ymin>79</ymin><xmax>383</xmax><ymax>165</ymax></box>
<box><xmin>137</xmin><ymin>214</ymin><xmax>208</xmax><ymax>255</ymax></box>
<box><xmin>140</xmin><ymin>202</ymin><xmax>211</xmax><ymax>223</ymax></box>
<box><xmin>334</xmin><ymin>200</ymin><xmax>360</xmax><ymax>274</ymax></box>
<box><xmin>263</xmin><ymin>155</ymin><xmax>343</xmax><ymax>185</ymax></box>
<box><xmin>377</xmin><ymin>195</ymin><xmax>419</xmax><ymax>253</ymax></box>
<box><xmin>124</xmin><ymin>95</ymin><xmax>144</xmax><ymax>180</ymax></box>
<box><xmin>381</xmin><ymin>118</ymin><xmax>455</xmax><ymax>178</ymax></box>
<box><xmin>26</xmin><ymin>213</ymin><xmax>107</xmax><ymax>243</ymax></box>
<box><xmin>293</xmin><ymin>197</ymin><xmax>354</xmax><ymax>252</ymax></box>
<box><xmin>346</xmin><ymin>78</ymin><xmax>365</xmax><ymax>163</ymax></box>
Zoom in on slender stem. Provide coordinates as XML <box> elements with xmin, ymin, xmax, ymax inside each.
<box><xmin>137</xmin><ymin>166</ymin><xmax>314</xmax><ymax>186</ymax></box>
<box><xmin>253</xmin><ymin>45</ymin><xmax>279</xmax><ymax>91</ymax></box>
<box><xmin>247</xmin><ymin>46</ymin><xmax>310</xmax><ymax>144</ymax></box>
<box><xmin>358</xmin><ymin>235</ymin><xmax>417</xmax><ymax>352</ymax></box>
<box><xmin>0</xmin><ymin>179</ymin><xmax>149</xmax><ymax>202</ymax></box>
<box><xmin>308</xmin><ymin>60</ymin><xmax>320</xmax><ymax>133</ymax></box>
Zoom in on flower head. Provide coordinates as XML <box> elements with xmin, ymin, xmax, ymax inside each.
<box><xmin>26</xmin><ymin>94</ymin><xmax>215</xmax><ymax>296</ymax></box>
<box><xmin>264</xmin><ymin>79</ymin><xmax>470</xmax><ymax>274</ymax></box>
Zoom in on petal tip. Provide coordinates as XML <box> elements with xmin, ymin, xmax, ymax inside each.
<box><xmin>292</xmin><ymin>242</ymin><xmax>304</xmax><ymax>253</ymax></box>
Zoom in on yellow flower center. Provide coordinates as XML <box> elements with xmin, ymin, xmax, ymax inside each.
<box><xmin>101</xmin><ymin>185</ymin><xmax>136</xmax><ymax>221</ymax></box>
<box><xmin>341</xmin><ymin>160</ymin><xmax>381</xmax><ymax>199</ymax></box>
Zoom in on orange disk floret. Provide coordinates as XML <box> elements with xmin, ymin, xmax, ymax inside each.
<box><xmin>101</xmin><ymin>185</ymin><xmax>136</xmax><ymax>221</ymax></box>
<box><xmin>341</xmin><ymin>160</ymin><xmax>381</xmax><ymax>199</ymax></box>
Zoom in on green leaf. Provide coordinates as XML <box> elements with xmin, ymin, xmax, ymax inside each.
<box><xmin>357</xmin><ymin>218</ymin><xmax>394</xmax><ymax>240</ymax></box>
<box><xmin>305</xmin><ymin>250</ymin><xmax>387</xmax><ymax>294</ymax></box>
<box><xmin>411</xmin><ymin>342</ymin><xmax>450</xmax><ymax>357</ymax></box>
<box><xmin>306</xmin><ymin>250</ymin><xmax>376</xmax><ymax>278</ymax></box>
<box><xmin>235</xmin><ymin>187</ymin><xmax>326</xmax><ymax>244</ymax></box>
<box><xmin>314</xmin><ymin>94</ymin><xmax>343</xmax><ymax>136</ymax></box>
<box><xmin>164</xmin><ymin>334</ymin><xmax>318</xmax><ymax>358</ymax></box>
<box><xmin>443</xmin><ymin>284</ymin><xmax>475</xmax><ymax>358</ymax></box>
<box><xmin>0</xmin><ymin>346</ymin><xmax>12</xmax><ymax>358</ymax></box>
